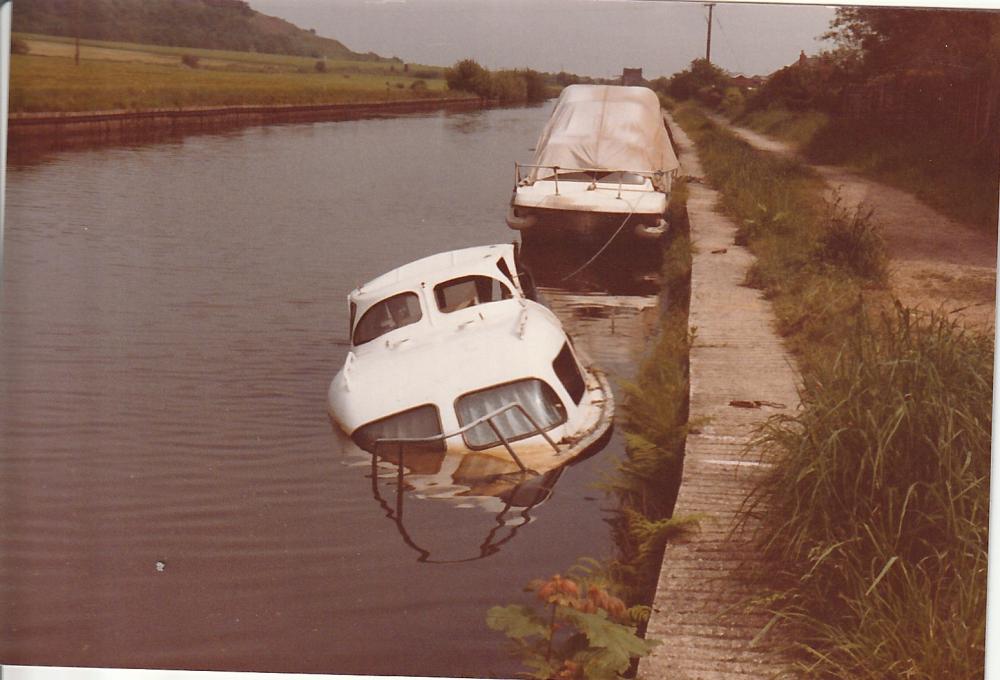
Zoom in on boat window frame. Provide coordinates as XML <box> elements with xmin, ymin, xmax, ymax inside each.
<box><xmin>350</xmin><ymin>403</ymin><xmax>446</xmax><ymax>454</ymax></box>
<box><xmin>552</xmin><ymin>342</ymin><xmax>586</xmax><ymax>405</ymax></box>
<box><xmin>432</xmin><ymin>274</ymin><xmax>513</xmax><ymax>315</ymax></box>
<box><xmin>453</xmin><ymin>377</ymin><xmax>567</xmax><ymax>451</ymax></box>
<box><xmin>352</xmin><ymin>291</ymin><xmax>424</xmax><ymax>347</ymax></box>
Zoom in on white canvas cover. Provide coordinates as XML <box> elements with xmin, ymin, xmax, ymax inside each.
<box><xmin>528</xmin><ymin>84</ymin><xmax>679</xmax><ymax>181</ymax></box>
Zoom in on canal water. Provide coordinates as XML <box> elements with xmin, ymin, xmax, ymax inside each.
<box><xmin>0</xmin><ymin>106</ymin><xmax>660</xmax><ymax>676</ymax></box>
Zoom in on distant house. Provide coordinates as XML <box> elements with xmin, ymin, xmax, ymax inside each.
<box><xmin>730</xmin><ymin>74</ymin><xmax>765</xmax><ymax>91</ymax></box>
<box><xmin>621</xmin><ymin>68</ymin><xmax>643</xmax><ymax>86</ymax></box>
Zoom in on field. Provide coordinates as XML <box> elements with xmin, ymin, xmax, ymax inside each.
<box><xmin>10</xmin><ymin>34</ymin><xmax>456</xmax><ymax>113</ymax></box>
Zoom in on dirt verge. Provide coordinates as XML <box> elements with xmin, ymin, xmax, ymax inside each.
<box><xmin>714</xmin><ymin>114</ymin><xmax>997</xmax><ymax>332</ymax></box>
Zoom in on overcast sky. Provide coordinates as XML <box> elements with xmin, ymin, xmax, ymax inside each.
<box><xmin>247</xmin><ymin>0</ymin><xmax>837</xmax><ymax>78</ymax></box>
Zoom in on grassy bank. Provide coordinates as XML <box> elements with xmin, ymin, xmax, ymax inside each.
<box><xmin>11</xmin><ymin>34</ymin><xmax>454</xmax><ymax>113</ymax></box>
<box><xmin>487</xmin><ymin>186</ymin><xmax>695</xmax><ymax>679</ymax></box>
<box><xmin>675</xmin><ymin>104</ymin><xmax>991</xmax><ymax>679</ymax></box>
<box><xmin>606</xmin><ymin>180</ymin><xmax>695</xmax><ymax>606</ymax></box>
<box><xmin>736</xmin><ymin>106</ymin><xmax>999</xmax><ymax>233</ymax></box>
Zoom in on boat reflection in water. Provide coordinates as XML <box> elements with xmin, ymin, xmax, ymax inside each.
<box><xmin>333</xmin><ymin>426</ymin><xmax>611</xmax><ymax>563</ymax></box>
<box><xmin>517</xmin><ymin>237</ymin><xmax>664</xmax><ymax>298</ymax></box>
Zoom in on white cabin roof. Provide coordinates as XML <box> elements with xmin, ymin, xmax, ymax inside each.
<box><xmin>330</xmin><ymin>298</ymin><xmax>572</xmax><ymax>434</ymax></box>
<box><xmin>351</xmin><ymin>244</ymin><xmax>517</xmax><ymax>306</ymax></box>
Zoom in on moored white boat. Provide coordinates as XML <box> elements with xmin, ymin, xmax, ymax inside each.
<box><xmin>328</xmin><ymin>244</ymin><xmax>614</xmax><ymax>490</ymax></box>
<box><xmin>507</xmin><ymin>84</ymin><xmax>680</xmax><ymax>245</ymax></box>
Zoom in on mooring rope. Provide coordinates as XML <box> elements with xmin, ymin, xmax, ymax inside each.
<box><xmin>559</xmin><ymin>198</ymin><xmax>636</xmax><ymax>282</ymax></box>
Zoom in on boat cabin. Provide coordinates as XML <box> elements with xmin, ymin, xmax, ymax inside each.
<box><xmin>329</xmin><ymin>245</ymin><xmax>603</xmax><ymax>468</ymax></box>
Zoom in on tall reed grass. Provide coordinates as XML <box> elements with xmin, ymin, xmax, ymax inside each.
<box><xmin>750</xmin><ymin>305</ymin><xmax>992</xmax><ymax>679</ymax></box>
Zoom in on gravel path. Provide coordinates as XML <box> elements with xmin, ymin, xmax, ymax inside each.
<box><xmin>710</xmin><ymin>114</ymin><xmax>997</xmax><ymax>332</ymax></box>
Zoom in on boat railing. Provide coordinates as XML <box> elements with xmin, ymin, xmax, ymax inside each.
<box><xmin>374</xmin><ymin>401</ymin><xmax>560</xmax><ymax>474</ymax></box>
<box><xmin>514</xmin><ymin>162</ymin><xmax>672</xmax><ymax>196</ymax></box>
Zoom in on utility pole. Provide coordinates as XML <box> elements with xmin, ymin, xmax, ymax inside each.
<box><xmin>705</xmin><ymin>3</ymin><xmax>715</xmax><ymax>63</ymax></box>
<box><xmin>74</xmin><ymin>0</ymin><xmax>81</xmax><ymax>66</ymax></box>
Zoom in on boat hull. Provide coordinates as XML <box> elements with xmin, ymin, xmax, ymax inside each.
<box><xmin>507</xmin><ymin>203</ymin><xmax>667</xmax><ymax>247</ymax></box>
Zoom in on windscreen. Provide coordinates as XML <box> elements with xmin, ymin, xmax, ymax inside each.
<box><xmin>455</xmin><ymin>379</ymin><xmax>565</xmax><ymax>449</ymax></box>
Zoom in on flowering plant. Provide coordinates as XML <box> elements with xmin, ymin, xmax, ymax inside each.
<box><xmin>487</xmin><ymin>573</ymin><xmax>658</xmax><ymax>679</ymax></box>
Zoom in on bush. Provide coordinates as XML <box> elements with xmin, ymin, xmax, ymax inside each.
<box><xmin>491</xmin><ymin>70</ymin><xmax>528</xmax><ymax>102</ymax></box>
<box><xmin>445</xmin><ymin>58</ymin><xmax>492</xmax><ymax>97</ymax></box>
<box><xmin>520</xmin><ymin>68</ymin><xmax>547</xmax><ymax>102</ymax></box>
<box><xmin>669</xmin><ymin>58</ymin><xmax>727</xmax><ymax>101</ymax></box>
<box><xmin>314</xmin><ymin>59</ymin><xmax>327</xmax><ymax>73</ymax></box>
<box><xmin>180</xmin><ymin>53</ymin><xmax>199</xmax><ymax>68</ymax></box>
<box><xmin>721</xmin><ymin>86</ymin><xmax>744</xmax><ymax>117</ymax></box>
<box><xmin>410</xmin><ymin>79</ymin><xmax>428</xmax><ymax>93</ymax></box>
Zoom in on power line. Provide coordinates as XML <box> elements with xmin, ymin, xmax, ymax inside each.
<box><xmin>714</xmin><ymin>10</ymin><xmax>745</xmax><ymax>75</ymax></box>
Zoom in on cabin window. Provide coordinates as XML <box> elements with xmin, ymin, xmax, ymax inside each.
<box><xmin>553</xmin><ymin>343</ymin><xmax>586</xmax><ymax>404</ymax></box>
<box><xmin>434</xmin><ymin>275</ymin><xmax>512</xmax><ymax>314</ymax></box>
<box><xmin>598</xmin><ymin>171</ymin><xmax>647</xmax><ymax>185</ymax></box>
<box><xmin>351</xmin><ymin>404</ymin><xmax>445</xmax><ymax>454</ymax></box>
<box><xmin>536</xmin><ymin>169</ymin><xmax>647</xmax><ymax>185</ymax></box>
<box><xmin>455</xmin><ymin>379</ymin><xmax>566</xmax><ymax>450</ymax></box>
<box><xmin>352</xmin><ymin>292</ymin><xmax>422</xmax><ymax>346</ymax></box>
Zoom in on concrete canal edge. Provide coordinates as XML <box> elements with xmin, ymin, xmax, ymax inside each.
<box><xmin>637</xmin><ymin>115</ymin><xmax>802</xmax><ymax>679</ymax></box>
<box><xmin>8</xmin><ymin>96</ymin><xmax>484</xmax><ymax>142</ymax></box>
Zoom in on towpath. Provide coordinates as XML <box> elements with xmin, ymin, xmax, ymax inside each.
<box><xmin>707</xmin><ymin>113</ymin><xmax>997</xmax><ymax>332</ymax></box>
<box><xmin>638</xmin><ymin>116</ymin><xmax>801</xmax><ymax>680</ymax></box>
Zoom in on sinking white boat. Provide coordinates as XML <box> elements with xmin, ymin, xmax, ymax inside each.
<box><xmin>507</xmin><ymin>84</ymin><xmax>680</xmax><ymax>244</ymax></box>
<box><xmin>328</xmin><ymin>244</ymin><xmax>613</xmax><ymax>486</ymax></box>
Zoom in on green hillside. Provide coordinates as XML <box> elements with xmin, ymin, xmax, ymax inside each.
<box><xmin>11</xmin><ymin>0</ymin><xmax>386</xmax><ymax>61</ymax></box>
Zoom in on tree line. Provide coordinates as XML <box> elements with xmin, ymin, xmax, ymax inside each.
<box><xmin>444</xmin><ymin>59</ymin><xmax>552</xmax><ymax>103</ymax></box>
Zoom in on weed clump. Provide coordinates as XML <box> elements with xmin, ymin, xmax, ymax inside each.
<box><xmin>817</xmin><ymin>196</ymin><xmax>887</xmax><ymax>283</ymax></box>
<box><xmin>751</xmin><ymin>305</ymin><xmax>992</xmax><ymax>679</ymax></box>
